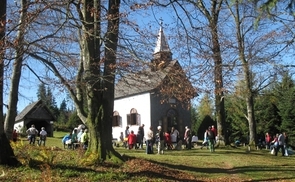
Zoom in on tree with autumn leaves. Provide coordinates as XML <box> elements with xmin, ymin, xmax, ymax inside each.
<box><xmin>1</xmin><ymin>0</ymin><xmax>295</xmax><ymax>166</ymax></box>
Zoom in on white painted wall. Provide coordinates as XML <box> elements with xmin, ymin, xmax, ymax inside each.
<box><xmin>14</xmin><ymin>121</ymin><xmax>24</xmax><ymax>132</ymax></box>
<box><xmin>112</xmin><ymin>92</ymin><xmax>151</xmax><ymax>139</ymax></box>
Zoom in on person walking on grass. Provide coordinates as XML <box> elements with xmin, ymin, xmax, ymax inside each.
<box><xmin>128</xmin><ymin>130</ymin><xmax>137</xmax><ymax>149</ymax></box>
<box><xmin>12</xmin><ymin>129</ymin><xmax>18</xmax><ymax>142</ymax></box>
<box><xmin>146</xmin><ymin>126</ymin><xmax>154</xmax><ymax>154</ymax></box>
<box><xmin>265</xmin><ymin>132</ymin><xmax>272</xmax><ymax>150</ymax></box>
<box><xmin>38</xmin><ymin>127</ymin><xmax>47</xmax><ymax>146</ymax></box>
<box><xmin>184</xmin><ymin>126</ymin><xmax>192</xmax><ymax>149</ymax></box>
<box><xmin>138</xmin><ymin>124</ymin><xmax>145</xmax><ymax>149</ymax></box>
<box><xmin>171</xmin><ymin>127</ymin><xmax>180</xmax><ymax>143</ymax></box>
<box><xmin>157</xmin><ymin>126</ymin><xmax>165</xmax><ymax>154</ymax></box>
<box><xmin>201</xmin><ymin>129</ymin><xmax>209</xmax><ymax>149</ymax></box>
<box><xmin>26</xmin><ymin>124</ymin><xmax>38</xmax><ymax>145</ymax></box>
<box><xmin>80</xmin><ymin>129</ymin><xmax>89</xmax><ymax>150</ymax></box>
<box><xmin>207</xmin><ymin>126</ymin><xmax>215</xmax><ymax>152</ymax></box>
<box><xmin>275</xmin><ymin>132</ymin><xmax>285</xmax><ymax>156</ymax></box>
<box><xmin>211</xmin><ymin>125</ymin><xmax>217</xmax><ymax>143</ymax></box>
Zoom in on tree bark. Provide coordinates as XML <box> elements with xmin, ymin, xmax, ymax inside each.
<box><xmin>100</xmin><ymin>0</ymin><xmax>123</xmax><ymax>161</ymax></box>
<box><xmin>4</xmin><ymin>0</ymin><xmax>27</xmax><ymax>140</ymax></box>
<box><xmin>0</xmin><ymin>0</ymin><xmax>20</xmax><ymax>166</ymax></box>
<box><xmin>211</xmin><ymin>23</ymin><xmax>227</xmax><ymax>145</ymax></box>
<box><xmin>232</xmin><ymin>2</ymin><xmax>257</xmax><ymax>145</ymax></box>
<box><xmin>77</xmin><ymin>0</ymin><xmax>123</xmax><ymax>162</ymax></box>
<box><xmin>196</xmin><ymin>0</ymin><xmax>228</xmax><ymax>145</ymax></box>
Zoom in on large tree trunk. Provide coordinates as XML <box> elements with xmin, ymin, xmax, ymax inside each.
<box><xmin>0</xmin><ymin>0</ymin><xmax>20</xmax><ymax>166</ymax></box>
<box><xmin>78</xmin><ymin>0</ymin><xmax>123</xmax><ymax>162</ymax></box>
<box><xmin>246</xmin><ymin>91</ymin><xmax>257</xmax><ymax>145</ymax></box>
<box><xmin>208</xmin><ymin>0</ymin><xmax>228</xmax><ymax>145</ymax></box>
<box><xmin>195</xmin><ymin>0</ymin><xmax>228</xmax><ymax>145</ymax></box>
<box><xmin>233</xmin><ymin>2</ymin><xmax>257</xmax><ymax>146</ymax></box>
<box><xmin>211</xmin><ymin>26</ymin><xmax>227</xmax><ymax>145</ymax></box>
<box><xmin>100</xmin><ymin>0</ymin><xmax>123</xmax><ymax>161</ymax></box>
<box><xmin>4</xmin><ymin>0</ymin><xmax>27</xmax><ymax>140</ymax></box>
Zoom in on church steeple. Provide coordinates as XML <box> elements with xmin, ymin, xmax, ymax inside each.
<box><xmin>151</xmin><ymin>22</ymin><xmax>172</xmax><ymax>71</ymax></box>
<box><xmin>154</xmin><ymin>25</ymin><xmax>171</xmax><ymax>54</ymax></box>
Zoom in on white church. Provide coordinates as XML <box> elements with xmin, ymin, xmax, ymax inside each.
<box><xmin>112</xmin><ymin>25</ymin><xmax>196</xmax><ymax>139</ymax></box>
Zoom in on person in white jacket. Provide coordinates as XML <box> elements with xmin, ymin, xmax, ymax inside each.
<box><xmin>26</xmin><ymin>125</ymin><xmax>38</xmax><ymax>145</ymax></box>
<box><xmin>38</xmin><ymin>127</ymin><xmax>47</xmax><ymax>146</ymax></box>
<box><xmin>201</xmin><ymin>129</ymin><xmax>209</xmax><ymax>149</ymax></box>
<box><xmin>145</xmin><ymin>126</ymin><xmax>154</xmax><ymax>154</ymax></box>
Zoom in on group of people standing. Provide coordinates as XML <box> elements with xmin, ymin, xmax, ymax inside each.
<box><xmin>201</xmin><ymin>125</ymin><xmax>217</xmax><ymax>152</ymax></box>
<box><xmin>26</xmin><ymin>124</ymin><xmax>47</xmax><ymax>146</ymax></box>
<box><xmin>146</xmin><ymin>125</ymin><xmax>173</xmax><ymax>154</ymax></box>
<box><xmin>123</xmin><ymin>124</ymin><xmax>196</xmax><ymax>155</ymax></box>
<box><xmin>122</xmin><ymin>124</ymin><xmax>145</xmax><ymax>150</ymax></box>
<box><xmin>265</xmin><ymin>132</ymin><xmax>289</xmax><ymax>156</ymax></box>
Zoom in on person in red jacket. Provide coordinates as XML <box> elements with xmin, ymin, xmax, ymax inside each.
<box><xmin>164</xmin><ymin>131</ymin><xmax>173</xmax><ymax>150</ymax></box>
<box><xmin>265</xmin><ymin>132</ymin><xmax>272</xmax><ymax>149</ymax></box>
<box><xmin>128</xmin><ymin>130</ymin><xmax>137</xmax><ymax>149</ymax></box>
<box><xmin>12</xmin><ymin>129</ymin><xmax>18</xmax><ymax>142</ymax></box>
<box><xmin>211</xmin><ymin>125</ymin><xmax>217</xmax><ymax>142</ymax></box>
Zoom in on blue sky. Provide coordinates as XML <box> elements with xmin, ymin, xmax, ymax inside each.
<box><xmin>6</xmin><ymin>1</ymin><xmax>295</xmax><ymax>113</ymax></box>
<box><xmin>7</xmin><ymin>2</ymin><xmax>179</xmax><ymax>113</ymax></box>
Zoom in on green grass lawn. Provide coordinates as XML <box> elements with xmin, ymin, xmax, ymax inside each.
<box><xmin>1</xmin><ymin>135</ymin><xmax>294</xmax><ymax>182</ymax></box>
<box><xmin>116</xmin><ymin>146</ymin><xmax>295</xmax><ymax>181</ymax></box>
<box><xmin>18</xmin><ymin>131</ymin><xmax>68</xmax><ymax>148</ymax></box>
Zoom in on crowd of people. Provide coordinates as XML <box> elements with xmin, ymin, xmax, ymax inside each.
<box><xmin>266</xmin><ymin>132</ymin><xmax>290</xmax><ymax>156</ymax></box>
<box><xmin>121</xmin><ymin>124</ymin><xmax>146</xmax><ymax>150</ymax></box>
<box><xmin>199</xmin><ymin>125</ymin><xmax>217</xmax><ymax>152</ymax></box>
<box><xmin>11</xmin><ymin>124</ymin><xmax>48</xmax><ymax>146</ymax></box>
<box><xmin>12</xmin><ymin>124</ymin><xmax>49</xmax><ymax>146</ymax></box>
<box><xmin>61</xmin><ymin>124</ymin><xmax>89</xmax><ymax>150</ymax></box>
<box><xmin>17</xmin><ymin>123</ymin><xmax>293</xmax><ymax>157</ymax></box>
<box><xmin>11</xmin><ymin>123</ymin><xmax>90</xmax><ymax>150</ymax></box>
<box><xmin>119</xmin><ymin>125</ymin><xmax>208</xmax><ymax>154</ymax></box>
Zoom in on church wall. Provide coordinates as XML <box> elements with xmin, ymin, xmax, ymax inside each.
<box><xmin>150</xmin><ymin>94</ymin><xmax>191</xmax><ymax>138</ymax></box>
<box><xmin>113</xmin><ymin>92</ymin><xmax>151</xmax><ymax>139</ymax></box>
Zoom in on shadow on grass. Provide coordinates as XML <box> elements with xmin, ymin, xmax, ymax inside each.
<box><xmin>45</xmin><ymin>158</ymin><xmax>203</xmax><ymax>182</ymax></box>
<box><xmin>125</xmin><ymin>170</ymin><xmax>205</xmax><ymax>182</ymax></box>
<box><xmin>145</xmin><ymin>157</ymin><xmax>295</xmax><ymax>182</ymax></box>
<box><xmin>116</xmin><ymin>148</ymin><xmax>295</xmax><ymax>182</ymax></box>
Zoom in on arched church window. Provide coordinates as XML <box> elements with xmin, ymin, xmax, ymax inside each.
<box><xmin>127</xmin><ymin>108</ymin><xmax>141</xmax><ymax>125</ymax></box>
<box><xmin>112</xmin><ymin>111</ymin><xmax>121</xmax><ymax>127</ymax></box>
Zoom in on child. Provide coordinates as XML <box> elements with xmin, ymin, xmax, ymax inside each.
<box><xmin>127</xmin><ymin>130</ymin><xmax>137</xmax><ymax>149</ymax></box>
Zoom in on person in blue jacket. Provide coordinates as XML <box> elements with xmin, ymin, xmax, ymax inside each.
<box><xmin>62</xmin><ymin>132</ymin><xmax>72</xmax><ymax>149</ymax></box>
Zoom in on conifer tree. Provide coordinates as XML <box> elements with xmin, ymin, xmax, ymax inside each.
<box><xmin>255</xmin><ymin>89</ymin><xmax>281</xmax><ymax>136</ymax></box>
<box><xmin>195</xmin><ymin>94</ymin><xmax>215</xmax><ymax>139</ymax></box>
<box><xmin>275</xmin><ymin>73</ymin><xmax>295</xmax><ymax>141</ymax></box>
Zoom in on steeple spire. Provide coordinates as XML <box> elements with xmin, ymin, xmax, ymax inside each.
<box><xmin>154</xmin><ymin>21</ymin><xmax>171</xmax><ymax>54</ymax></box>
<box><xmin>151</xmin><ymin>21</ymin><xmax>172</xmax><ymax>71</ymax></box>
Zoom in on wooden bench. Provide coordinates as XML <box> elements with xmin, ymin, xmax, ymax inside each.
<box><xmin>64</xmin><ymin>142</ymin><xmax>80</xmax><ymax>149</ymax></box>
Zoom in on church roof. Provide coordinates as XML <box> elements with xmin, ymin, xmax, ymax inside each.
<box><xmin>115</xmin><ymin>24</ymin><xmax>195</xmax><ymax>100</ymax></box>
<box><xmin>153</xmin><ymin>25</ymin><xmax>171</xmax><ymax>54</ymax></box>
<box><xmin>115</xmin><ymin>60</ymin><xmax>177</xmax><ymax>99</ymax></box>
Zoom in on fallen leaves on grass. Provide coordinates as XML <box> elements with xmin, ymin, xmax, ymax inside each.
<box><xmin>119</xmin><ymin>158</ymin><xmax>253</xmax><ymax>182</ymax></box>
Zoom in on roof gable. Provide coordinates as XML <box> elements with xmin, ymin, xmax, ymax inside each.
<box><xmin>115</xmin><ymin>60</ymin><xmax>195</xmax><ymax>101</ymax></box>
<box><xmin>15</xmin><ymin>100</ymin><xmax>56</xmax><ymax>122</ymax></box>
<box><xmin>115</xmin><ymin>60</ymin><xmax>177</xmax><ymax>99</ymax></box>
